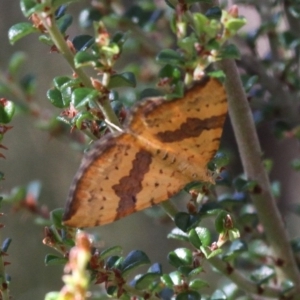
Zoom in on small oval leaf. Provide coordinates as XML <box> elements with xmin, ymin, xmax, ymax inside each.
<box><xmin>121</xmin><ymin>250</ymin><xmax>151</xmax><ymax>275</ymax></box>
<box><xmin>108</xmin><ymin>72</ymin><xmax>136</xmax><ymax>88</ymax></box>
<box><xmin>8</xmin><ymin>23</ymin><xmax>38</xmax><ymax>45</ymax></box>
<box><xmin>176</xmin><ymin>291</ymin><xmax>201</xmax><ymax>300</ymax></box>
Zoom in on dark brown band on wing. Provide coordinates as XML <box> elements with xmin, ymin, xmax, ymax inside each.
<box><xmin>113</xmin><ymin>149</ymin><xmax>152</xmax><ymax>220</ymax></box>
<box><xmin>155</xmin><ymin>114</ymin><xmax>227</xmax><ymax>143</ymax></box>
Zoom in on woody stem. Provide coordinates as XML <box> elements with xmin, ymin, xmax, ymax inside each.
<box><xmin>217</xmin><ymin>58</ymin><xmax>300</xmax><ymax>293</ymax></box>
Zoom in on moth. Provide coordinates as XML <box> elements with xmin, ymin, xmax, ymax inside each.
<box><xmin>63</xmin><ymin>77</ymin><xmax>227</xmax><ymax>227</ymax></box>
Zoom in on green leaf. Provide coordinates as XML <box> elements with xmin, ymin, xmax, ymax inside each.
<box><xmin>0</xmin><ymin>99</ymin><xmax>15</xmax><ymax>124</ymax></box>
<box><xmin>174</xmin><ymin>212</ymin><xmax>201</xmax><ymax>232</ymax></box>
<box><xmin>250</xmin><ymin>266</ymin><xmax>275</xmax><ymax>284</ymax></box>
<box><xmin>106</xmin><ymin>256</ymin><xmax>122</xmax><ymax>269</ymax></box>
<box><xmin>55</xmin><ymin>5</ymin><xmax>67</xmax><ymax>18</ymax></box>
<box><xmin>106</xmin><ymin>286</ymin><xmax>117</xmax><ymax>296</ymax></box>
<box><xmin>60</xmin><ymin>85</ymin><xmax>73</xmax><ymax>107</ymax></box>
<box><xmin>218</xmin><ymin>193</ymin><xmax>245</xmax><ymax>209</ymax></box>
<box><xmin>193</xmin><ymin>13</ymin><xmax>209</xmax><ymax>36</ymax></box>
<box><xmin>167</xmin><ymin>228</ymin><xmax>189</xmax><ymax>242</ymax></box>
<box><xmin>71</xmin><ymin>87</ymin><xmax>99</xmax><ymax>109</ymax></box>
<box><xmin>161</xmin><ymin>274</ymin><xmax>174</xmax><ymax>288</ymax></box>
<box><xmin>279</xmin><ymin>31</ymin><xmax>300</xmax><ymax>49</ymax></box>
<box><xmin>53</xmin><ymin>76</ymin><xmax>72</xmax><ymax>90</ymax></box>
<box><xmin>188</xmin><ymin>267</ymin><xmax>204</xmax><ymax>277</ymax></box>
<box><xmin>140</xmin><ymin>88</ymin><xmax>163</xmax><ymax>99</ymax></box>
<box><xmin>121</xmin><ymin>250</ymin><xmax>151</xmax><ymax>276</ymax></box>
<box><xmin>79</xmin><ymin>8</ymin><xmax>103</xmax><ymax>28</ymax></box>
<box><xmin>289</xmin><ymin>5</ymin><xmax>300</xmax><ymax>18</ymax></box>
<box><xmin>168</xmin><ymin>248</ymin><xmax>193</xmax><ymax>268</ymax></box>
<box><xmin>207</xmin><ymin>70</ymin><xmax>225</xmax><ymax>80</ymax></box>
<box><xmin>165</xmin><ymin>81</ymin><xmax>185</xmax><ymax>99</ymax></box>
<box><xmin>228</xmin><ymin>228</ymin><xmax>240</xmax><ymax>241</ymax></box>
<box><xmin>57</xmin><ymin>14</ymin><xmax>73</xmax><ymax>34</ymax></box>
<box><xmin>218</xmin><ymin>44</ymin><xmax>240</xmax><ymax>60</ymax></box>
<box><xmin>178</xmin><ymin>35</ymin><xmax>198</xmax><ymax>58</ymax></box>
<box><xmin>196</xmin><ymin>227</ymin><xmax>211</xmax><ymax>247</ymax></box>
<box><xmin>178</xmin><ymin>266</ymin><xmax>194</xmax><ymax>276</ymax></box>
<box><xmin>8</xmin><ymin>52</ymin><xmax>27</xmax><ymax>77</ymax></box>
<box><xmin>108</xmin><ymin>72</ymin><xmax>136</xmax><ymax>88</ymax></box>
<box><xmin>189</xmin><ymin>227</ymin><xmax>211</xmax><ymax>249</ymax></box>
<box><xmin>1</xmin><ymin>238</ymin><xmax>12</xmax><ymax>253</ymax></box>
<box><xmin>176</xmin><ymin>291</ymin><xmax>201</xmax><ymax>300</ymax></box>
<box><xmin>214</xmin><ymin>210</ymin><xmax>228</xmax><ymax>233</ymax></box>
<box><xmin>50</xmin><ymin>208</ymin><xmax>64</xmax><ymax>229</ymax></box>
<box><xmin>124</xmin><ymin>5</ymin><xmax>163</xmax><ymax>30</ymax></box>
<box><xmin>100</xmin><ymin>246</ymin><xmax>123</xmax><ymax>260</ymax></box>
<box><xmin>205</xmin><ymin>6</ymin><xmax>222</xmax><ymax>20</ymax></box>
<box><xmin>211</xmin><ymin>289</ymin><xmax>227</xmax><ymax>299</ymax></box>
<box><xmin>134</xmin><ymin>273</ymin><xmax>161</xmax><ymax>290</ymax></box>
<box><xmin>188</xmin><ymin>228</ymin><xmax>202</xmax><ymax>249</ymax></box>
<box><xmin>72</xmin><ymin>35</ymin><xmax>94</xmax><ymax>51</ymax></box>
<box><xmin>112</xmin><ymin>31</ymin><xmax>128</xmax><ymax>47</ymax></box>
<box><xmin>1</xmin><ymin>185</ymin><xmax>27</xmax><ymax>204</ymax></box>
<box><xmin>44</xmin><ymin>254</ymin><xmax>68</xmax><ymax>266</ymax></box>
<box><xmin>156</xmin><ymin>49</ymin><xmax>185</xmax><ymax>65</ymax></box>
<box><xmin>242</xmin><ymin>75</ymin><xmax>258</xmax><ymax>92</ymax></box>
<box><xmin>225</xmin><ymin>17</ymin><xmax>247</xmax><ymax>33</ymax></box>
<box><xmin>47</xmin><ymin>88</ymin><xmax>65</xmax><ymax>108</ymax></box>
<box><xmin>159</xmin><ymin>64</ymin><xmax>182</xmax><ymax>81</ymax></box>
<box><xmin>201</xmin><ymin>246</ymin><xmax>222</xmax><ymax>259</ymax></box>
<box><xmin>148</xmin><ymin>263</ymin><xmax>162</xmax><ymax>274</ymax></box>
<box><xmin>8</xmin><ymin>22</ymin><xmax>38</xmax><ymax>45</ymax></box>
<box><xmin>39</xmin><ymin>34</ymin><xmax>53</xmax><ymax>46</ymax></box>
<box><xmin>233</xmin><ymin>177</ymin><xmax>248</xmax><ymax>191</ymax></box>
<box><xmin>169</xmin><ymin>271</ymin><xmax>182</xmax><ymax>285</ymax></box>
<box><xmin>222</xmin><ymin>240</ymin><xmax>247</xmax><ymax>261</ymax></box>
<box><xmin>20</xmin><ymin>0</ymin><xmax>45</xmax><ymax>17</ymax></box>
<box><xmin>211</xmin><ymin>151</ymin><xmax>229</xmax><ymax>169</ymax></box>
<box><xmin>248</xmin><ymin>239</ymin><xmax>271</xmax><ymax>258</ymax></box>
<box><xmin>281</xmin><ymin>280</ymin><xmax>295</xmax><ymax>294</ymax></box>
<box><xmin>74</xmin><ymin>51</ymin><xmax>100</xmax><ymax>68</ymax></box>
<box><xmin>189</xmin><ymin>278</ymin><xmax>209</xmax><ymax>290</ymax></box>
<box><xmin>74</xmin><ymin>112</ymin><xmax>94</xmax><ymax>129</ymax></box>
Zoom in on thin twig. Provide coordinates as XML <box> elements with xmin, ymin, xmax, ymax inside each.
<box><xmin>208</xmin><ymin>256</ymin><xmax>283</xmax><ymax>298</ymax></box>
<box><xmin>37</xmin><ymin>12</ymin><xmax>121</xmax><ymax>130</ymax></box>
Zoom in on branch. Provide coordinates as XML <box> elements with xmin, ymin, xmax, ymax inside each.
<box><xmin>37</xmin><ymin>12</ymin><xmax>121</xmax><ymax>129</ymax></box>
<box><xmin>217</xmin><ymin>58</ymin><xmax>300</xmax><ymax>296</ymax></box>
<box><xmin>209</xmin><ymin>256</ymin><xmax>283</xmax><ymax>298</ymax></box>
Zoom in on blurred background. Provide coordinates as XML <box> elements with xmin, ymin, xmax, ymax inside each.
<box><xmin>1</xmin><ymin>1</ymin><xmax>300</xmax><ymax>299</ymax></box>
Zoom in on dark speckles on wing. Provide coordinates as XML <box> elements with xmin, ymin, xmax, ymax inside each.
<box><xmin>63</xmin><ymin>133</ymin><xmax>120</xmax><ymax>223</ymax></box>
